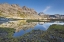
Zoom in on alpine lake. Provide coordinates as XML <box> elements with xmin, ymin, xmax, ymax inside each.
<box><xmin>0</xmin><ymin>19</ymin><xmax>64</xmax><ymax>42</ymax></box>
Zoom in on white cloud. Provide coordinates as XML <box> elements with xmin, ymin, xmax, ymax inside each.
<box><xmin>43</xmin><ymin>6</ymin><xmax>51</xmax><ymax>12</ymax></box>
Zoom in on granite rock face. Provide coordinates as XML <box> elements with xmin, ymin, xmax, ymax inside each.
<box><xmin>0</xmin><ymin>3</ymin><xmax>41</xmax><ymax>19</ymax></box>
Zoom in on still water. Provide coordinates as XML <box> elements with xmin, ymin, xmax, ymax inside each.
<box><xmin>13</xmin><ymin>21</ymin><xmax>64</xmax><ymax>37</ymax></box>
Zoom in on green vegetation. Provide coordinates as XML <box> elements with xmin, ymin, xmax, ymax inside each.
<box><xmin>26</xmin><ymin>19</ymin><xmax>50</xmax><ymax>22</ymax></box>
<box><xmin>41</xmin><ymin>24</ymin><xmax>64</xmax><ymax>42</ymax></box>
<box><xmin>0</xmin><ymin>11</ymin><xmax>3</xmax><ymax>17</ymax></box>
<box><xmin>26</xmin><ymin>19</ymin><xmax>47</xmax><ymax>22</ymax></box>
<box><xmin>0</xmin><ymin>27</ymin><xmax>15</xmax><ymax>38</ymax></box>
<box><xmin>18</xmin><ymin>24</ymin><xmax>64</xmax><ymax>42</ymax></box>
<box><xmin>0</xmin><ymin>24</ymin><xmax>64</xmax><ymax>42</ymax></box>
<box><xmin>48</xmin><ymin>24</ymin><xmax>64</xmax><ymax>32</ymax></box>
<box><xmin>50</xmin><ymin>19</ymin><xmax>64</xmax><ymax>21</ymax></box>
<box><xmin>26</xmin><ymin>19</ymin><xmax>39</xmax><ymax>22</ymax></box>
<box><xmin>17</xmin><ymin>11</ymin><xmax>25</xmax><ymax>18</ymax></box>
<box><xmin>0</xmin><ymin>27</ymin><xmax>17</xmax><ymax>42</ymax></box>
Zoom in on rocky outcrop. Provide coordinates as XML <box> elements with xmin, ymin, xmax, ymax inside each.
<box><xmin>0</xmin><ymin>3</ymin><xmax>41</xmax><ymax>19</ymax></box>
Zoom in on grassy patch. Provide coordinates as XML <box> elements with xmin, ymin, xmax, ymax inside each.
<box><xmin>0</xmin><ymin>24</ymin><xmax>64</xmax><ymax>42</ymax></box>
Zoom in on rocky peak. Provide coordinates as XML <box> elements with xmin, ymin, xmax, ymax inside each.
<box><xmin>22</xmin><ymin>6</ymin><xmax>30</xmax><ymax>11</ymax></box>
<box><xmin>22</xmin><ymin>6</ymin><xmax>27</xmax><ymax>8</ymax></box>
<box><xmin>39</xmin><ymin>12</ymin><xmax>44</xmax><ymax>14</ymax></box>
<box><xmin>11</xmin><ymin>4</ymin><xmax>19</xmax><ymax>7</ymax></box>
<box><xmin>0</xmin><ymin>3</ymin><xmax>41</xmax><ymax>19</ymax></box>
<box><xmin>38</xmin><ymin>12</ymin><xmax>44</xmax><ymax>16</ymax></box>
<box><xmin>0</xmin><ymin>3</ymin><xmax>38</xmax><ymax>14</ymax></box>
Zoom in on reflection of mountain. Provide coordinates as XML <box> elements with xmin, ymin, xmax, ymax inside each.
<box><xmin>0</xmin><ymin>17</ymin><xmax>27</xmax><ymax>24</ymax></box>
<box><xmin>0</xmin><ymin>20</ymin><xmax>37</xmax><ymax>32</ymax></box>
<box><xmin>0</xmin><ymin>17</ymin><xmax>19</xmax><ymax>24</ymax></box>
<box><xmin>15</xmin><ymin>22</ymin><xmax>37</xmax><ymax>32</ymax></box>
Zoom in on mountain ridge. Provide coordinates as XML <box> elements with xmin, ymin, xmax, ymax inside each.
<box><xmin>0</xmin><ymin>3</ymin><xmax>41</xmax><ymax>19</ymax></box>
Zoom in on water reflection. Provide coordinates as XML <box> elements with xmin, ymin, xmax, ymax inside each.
<box><xmin>0</xmin><ymin>19</ymin><xmax>64</xmax><ymax>37</ymax></box>
<box><xmin>13</xmin><ymin>21</ymin><xmax>64</xmax><ymax>37</ymax></box>
<box><xmin>0</xmin><ymin>20</ymin><xmax>37</xmax><ymax>32</ymax></box>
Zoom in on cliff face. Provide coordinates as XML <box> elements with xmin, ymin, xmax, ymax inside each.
<box><xmin>0</xmin><ymin>3</ymin><xmax>41</xmax><ymax>19</ymax></box>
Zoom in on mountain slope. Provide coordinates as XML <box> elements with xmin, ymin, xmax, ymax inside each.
<box><xmin>0</xmin><ymin>3</ymin><xmax>41</xmax><ymax>19</ymax></box>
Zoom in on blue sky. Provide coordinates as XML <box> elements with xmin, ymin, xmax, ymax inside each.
<box><xmin>0</xmin><ymin>0</ymin><xmax>64</xmax><ymax>15</ymax></box>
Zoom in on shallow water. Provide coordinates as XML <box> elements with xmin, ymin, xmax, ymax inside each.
<box><xmin>13</xmin><ymin>21</ymin><xmax>64</xmax><ymax>37</ymax></box>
